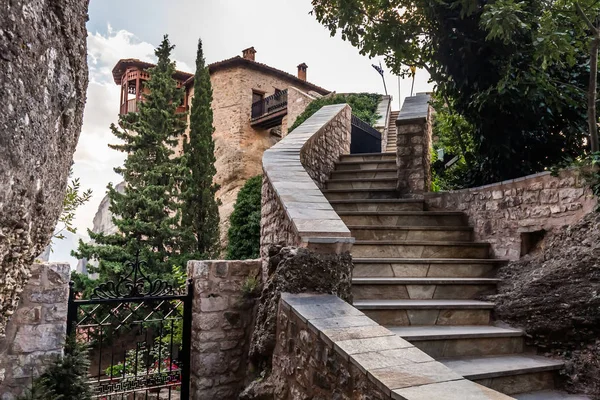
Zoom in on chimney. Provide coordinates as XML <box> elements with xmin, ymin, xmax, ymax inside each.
<box><xmin>242</xmin><ymin>47</ymin><xmax>256</xmax><ymax>61</ymax></box>
<box><xmin>297</xmin><ymin>63</ymin><xmax>308</xmax><ymax>81</ymax></box>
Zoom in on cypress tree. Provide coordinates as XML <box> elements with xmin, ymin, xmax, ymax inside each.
<box><xmin>73</xmin><ymin>35</ymin><xmax>188</xmax><ymax>284</ymax></box>
<box><xmin>180</xmin><ymin>38</ymin><xmax>220</xmax><ymax>258</ymax></box>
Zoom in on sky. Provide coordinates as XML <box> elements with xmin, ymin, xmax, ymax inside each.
<box><xmin>50</xmin><ymin>0</ymin><xmax>434</xmax><ymax>267</ymax></box>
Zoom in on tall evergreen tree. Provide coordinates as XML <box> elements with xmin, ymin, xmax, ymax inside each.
<box><xmin>180</xmin><ymin>38</ymin><xmax>220</xmax><ymax>258</ymax></box>
<box><xmin>73</xmin><ymin>35</ymin><xmax>188</xmax><ymax>283</ymax></box>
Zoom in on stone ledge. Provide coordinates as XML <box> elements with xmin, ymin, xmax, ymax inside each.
<box><xmin>280</xmin><ymin>293</ymin><xmax>514</xmax><ymax>400</ymax></box>
<box><xmin>262</xmin><ymin>104</ymin><xmax>353</xmax><ymax>249</ymax></box>
<box><xmin>396</xmin><ymin>94</ymin><xmax>430</xmax><ymax>125</ymax></box>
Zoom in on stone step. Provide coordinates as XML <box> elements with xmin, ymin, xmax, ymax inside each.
<box><xmin>338</xmin><ymin>211</ymin><xmax>467</xmax><ymax>226</ymax></box>
<box><xmin>348</xmin><ymin>225</ymin><xmax>473</xmax><ymax>241</ymax></box>
<box><xmin>352</xmin><ymin>241</ymin><xmax>490</xmax><ymax>259</ymax></box>
<box><xmin>326</xmin><ymin>177</ymin><xmax>397</xmax><ymax>190</ymax></box>
<box><xmin>329</xmin><ymin>199</ymin><xmax>424</xmax><ymax>212</ymax></box>
<box><xmin>339</xmin><ymin>152</ymin><xmax>395</xmax><ymax>162</ymax></box>
<box><xmin>387</xmin><ymin>325</ymin><xmax>524</xmax><ymax>358</ymax></box>
<box><xmin>354</xmin><ymin>299</ymin><xmax>494</xmax><ymax>326</ymax></box>
<box><xmin>514</xmin><ymin>391</ymin><xmax>592</xmax><ymax>400</ymax></box>
<box><xmin>334</xmin><ymin>159</ymin><xmax>396</xmax><ymax>171</ymax></box>
<box><xmin>353</xmin><ymin>258</ymin><xmax>506</xmax><ymax>278</ymax></box>
<box><xmin>441</xmin><ymin>355</ymin><xmax>564</xmax><ymax>395</ymax></box>
<box><xmin>323</xmin><ymin>188</ymin><xmax>400</xmax><ymax>201</ymax></box>
<box><xmin>352</xmin><ymin>277</ymin><xmax>499</xmax><ymax>300</ymax></box>
<box><xmin>330</xmin><ymin>169</ymin><xmax>397</xmax><ymax>180</ymax></box>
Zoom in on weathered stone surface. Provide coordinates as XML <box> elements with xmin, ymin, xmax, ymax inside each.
<box><xmin>188</xmin><ymin>259</ymin><xmax>261</xmax><ymax>400</ymax></box>
<box><xmin>248</xmin><ymin>245</ymin><xmax>352</xmax><ymax>369</ymax></box>
<box><xmin>489</xmin><ymin>211</ymin><xmax>600</xmax><ymax>398</ymax></box>
<box><xmin>0</xmin><ymin>263</ymin><xmax>69</xmax><ymax>398</ymax></box>
<box><xmin>0</xmin><ymin>0</ymin><xmax>89</xmax><ymax>335</ymax></box>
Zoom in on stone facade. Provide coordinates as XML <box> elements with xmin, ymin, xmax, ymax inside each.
<box><xmin>281</xmin><ymin>86</ymin><xmax>318</xmax><ymax>136</ymax></box>
<box><xmin>185</xmin><ymin>59</ymin><xmax>329</xmax><ymax>250</ymax></box>
<box><xmin>261</xmin><ymin>104</ymin><xmax>354</xmax><ymax>265</ymax></box>
<box><xmin>0</xmin><ymin>0</ymin><xmax>88</xmax><ymax>336</ymax></box>
<box><xmin>426</xmin><ymin>170</ymin><xmax>597</xmax><ymax>259</ymax></box>
<box><xmin>0</xmin><ymin>263</ymin><xmax>70</xmax><ymax>399</ymax></box>
<box><xmin>187</xmin><ymin>259</ymin><xmax>261</xmax><ymax>400</ymax></box>
<box><xmin>267</xmin><ymin>293</ymin><xmax>511</xmax><ymax>400</ymax></box>
<box><xmin>396</xmin><ymin>94</ymin><xmax>432</xmax><ymax>195</ymax></box>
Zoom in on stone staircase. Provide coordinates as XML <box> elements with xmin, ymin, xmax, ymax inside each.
<box><xmin>385</xmin><ymin>110</ymin><xmax>400</xmax><ymax>152</ymax></box>
<box><xmin>323</xmin><ymin>152</ymin><xmax>590</xmax><ymax>400</ymax></box>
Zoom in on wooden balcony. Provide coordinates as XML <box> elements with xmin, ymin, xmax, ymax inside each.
<box><xmin>251</xmin><ymin>89</ymin><xmax>288</xmax><ymax>129</ymax></box>
<box><xmin>119</xmin><ymin>98</ymin><xmax>188</xmax><ymax>116</ymax></box>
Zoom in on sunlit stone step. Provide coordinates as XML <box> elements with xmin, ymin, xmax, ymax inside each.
<box><xmin>334</xmin><ymin>159</ymin><xmax>396</xmax><ymax>171</ymax></box>
<box><xmin>339</xmin><ymin>152</ymin><xmax>395</xmax><ymax>162</ymax></box>
<box><xmin>352</xmin><ymin>241</ymin><xmax>490</xmax><ymax>259</ymax></box>
<box><xmin>348</xmin><ymin>225</ymin><xmax>473</xmax><ymax>241</ymax></box>
<box><xmin>352</xmin><ymin>258</ymin><xmax>506</xmax><ymax>278</ymax></box>
<box><xmin>326</xmin><ymin>177</ymin><xmax>397</xmax><ymax>190</ymax></box>
<box><xmin>329</xmin><ymin>199</ymin><xmax>424</xmax><ymax>212</ymax></box>
<box><xmin>338</xmin><ymin>211</ymin><xmax>467</xmax><ymax>227</ymax></box>
<box><xmin>330</xmin><ymin>168</ymin><xmax>397</xmax><ymax>180</ymax></box>
<box><xmin>323</xmin><ymin>188</ymin><xmax>400</xmax><ymax>200</ymax></box>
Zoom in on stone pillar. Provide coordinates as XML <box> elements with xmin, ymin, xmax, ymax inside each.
<box><xmin>396</xmin><ymin>94</ymin><xmax>432</xmax><ymax>196</ymax></box>
<box><xmin>188</xmin><ymin>260</ymin><xmax>261</xmax><ymax>400</ymax></box>
<box><xmin>0</xmin><ymin>263</ymin><xmax>70</xmax><ymax>399</ymax></box>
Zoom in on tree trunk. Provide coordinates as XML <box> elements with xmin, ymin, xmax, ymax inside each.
<box><xmin>588</xmin><ymin>37</ymin><xmax>599</xmax><ymax>153</ymax></box>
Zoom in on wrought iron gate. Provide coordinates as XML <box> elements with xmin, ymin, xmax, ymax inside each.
<box><xmin>67</xmin><ymin>255</ymin><xmax>193</xmax><ymax>399</ymax></box>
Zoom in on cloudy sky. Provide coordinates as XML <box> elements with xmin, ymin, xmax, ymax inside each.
<box><xmin>50</xmin><ymin>0</ymin><xmax>434</xmax><ymax>267</ymax></box>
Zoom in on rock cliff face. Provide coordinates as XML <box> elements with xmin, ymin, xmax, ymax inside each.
<box><xmin>0</xmin><ymin>0</ymin><xmax>89</xmax><ymax>336</ymax></box>
<box><xmin>488</xmin><ymin>211</ymin><xmax>600</xmax><ymax>397</ymax></box>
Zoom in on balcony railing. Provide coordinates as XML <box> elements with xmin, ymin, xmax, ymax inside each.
<box><xmin>251</xmin><ymin>89</ymin><xmax>288</xmax><ymax>120</ymax></box>
<box><xmin>120</xmin><ymin>98</ymin><xmax>188</xmax><ymax>116</ymax></box>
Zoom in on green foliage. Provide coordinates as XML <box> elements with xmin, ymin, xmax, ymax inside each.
<box><xmin>311</xmin><ymin>0</ymin><xmax>592</xmax><ymax>186</ymax></box>
<box><xmin>19</xmin><ymin>335</ymin><xmax>92</xmax><ymax>400</ymax></box>
<box><xmin>180</xmin><ymin>38</ymin><xmax>221</xmax><ymax>259</ymax></box>
<box><xmin>73</xmin><ymin>35</ymin><xmax>189</xmax><ymax>287</ymax></box>
<box><xmin>227</xmin><ymin>176</ymin><xmax>262</xmax><ymax>260</ymax></box>
<box><xmin>54</xmin><ymin>168</ymin><xmax>92</xmax><ymax>241</ymax></box>
<box><xmin>241</xmin><ymin>276</ymin><xmax>260</xmax><ymax>298</ymax></box>
<box><xmin>289</xmin><ymin>93</ymin><xmax>381</xmax><ymax>132</ymax></box>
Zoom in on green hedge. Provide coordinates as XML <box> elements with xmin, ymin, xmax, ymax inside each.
<box><xmin>226</xmin><ymin>175</ymin><xmax>262</xmax><ymax>260</ymax></box>
<box><xmin>289</xmin><ymin>93</ymin><xmax>381</xmax><ymax>132</ymax></box>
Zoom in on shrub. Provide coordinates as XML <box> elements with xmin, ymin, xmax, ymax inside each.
<box><xmin>289</xmin><ymin>93</ymin><xmax>381</xmax><ymax>132</ymax></box>
<box><xmin>227</xmin><ymin>176</ymin><xmax>262</xmax><ymax>260</ymax></box>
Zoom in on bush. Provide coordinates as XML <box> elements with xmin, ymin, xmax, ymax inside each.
<box><xmin>227</xmin><ymin>176</ymin><xmax>262</xmax><ymax>260</ymax></box>
<box><xmin>289</xmin><ymin>93</ymin><xmax>381</xmax><ymax>132</ymax></box>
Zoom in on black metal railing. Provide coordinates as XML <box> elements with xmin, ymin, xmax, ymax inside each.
<box><xmin>350</xmin><ymin>114</ymin><xmax>382</xmax><ymax>154</ymax></box>
<box><xmin>251</xmin><ymin>89</ymin><xmax>288</xmax><ymax>120</ymax></box>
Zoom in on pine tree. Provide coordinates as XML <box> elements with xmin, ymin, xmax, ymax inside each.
<box><xmin>227</xmin><ymin>175</ymin><xmax>262</xmax><ymax>260</ymax></box>
<box><xmin>180</xmin><ymin>38</ymin><xmax>220</xmax><ymax>259</ymax></box>
<box><xmin>73</xmin><ymin>35</ymin><xmax>188</xmax><ymax>284</ymax></box>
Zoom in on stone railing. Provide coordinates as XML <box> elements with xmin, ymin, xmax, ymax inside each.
<box><xmin>375</xmin><ymin>95</ymin><xmax>391</xmax><ymax>152</ymax></box>
<box><xmin>272</xmin><ymin>293</ymin><xmax>511</xmax><ymax>400</ymax></box>
<box><xmin>426</xmin><ymin>169</ymin><xmax>597</xmax><ymax>259</ymax></box>
<box><xmin>0</xmin><ymin>263</ymin><xmax>70</xmax><ymax>398</ymax></box>
<box><xmin>396</xmin><ymin>93</ymin><xmax>432</xmax><ymax>195</ymax></box>
<box><xmin>188</xmin><ymin>259</ymin><xmax>261</xmax><ymax>400</ymax></box>
<box><xmin>261</xmin><ymin>104</ymin><xmax>354</xmax><ymax>259</ymax></box>
<box><xmin>281</xmin><ymin>87</ymin><xmax>317</xmax><ymax>137</ymax></box>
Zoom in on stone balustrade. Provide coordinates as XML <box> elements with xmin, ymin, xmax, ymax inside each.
<box><xmin>395</xmin><ymin>94</ymin><xmax>432</xmax><ymax>195</ymax></box>
<box><xmin>375</xmin><ymin>95</ymin><xmax>392</xmax><ymax>152</ymax></box>
<box><xmin>272</xmin><ymin>293</ymin><xmax>513</xmax><ymax>400</ymax></box>
<box><xmin>261</xmin><ymin>104</ymin><xmax>354</xmax><ymax>261</ymax></box>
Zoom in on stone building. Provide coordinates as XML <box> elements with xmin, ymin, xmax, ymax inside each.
<box><xmin>109</xmin><ymin>47</ymin><xmax>330</xmax><ymax>248</ymax></box>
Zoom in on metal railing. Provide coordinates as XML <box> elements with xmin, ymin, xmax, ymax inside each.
<box><xmin>251</xmin><ymin>89</ymin><xmax>288</xmax><ymax>120</ymax></box>
<box><xmin>350</xmin><ymin>114</ymin><xmax>382</xmax><ymax>154</ymax></box>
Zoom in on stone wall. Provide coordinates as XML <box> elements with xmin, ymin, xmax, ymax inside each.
<box><xmin>396</xmin><ymin>94</ymin><xmax>432</xmax><ymax>195</ymax></box>
<box><xmin>261</xmin><ymin>104</ymin><xmax>354</xmax><ymax>265</ymax></box>
<box><xmin>281</xmin><ymin>86</ymin><xmax>317</xmax><ymax>137</ymax></box>
<box><xmin>375</xmin><ymin>95</ymin><xmax>392</xmax><ymax>152</ymax></box>
<box><xmin>426</xmin><ymin>170</ymin><xmax>597</xmax><ymax>259</ymax></box>
<box><xmin>267</xmin><ymin>293</ymin><xmax>510</xmax><ymax>400</ymax></box>
<box><xmin>0</xmin><ymin>263</ymin><xmax>70</xmax><ymax>398</ymax></box>
<box><xmin>188</xmin><ymin>259</ymin><xmax>261</xmax><ymax>400</ymax></box>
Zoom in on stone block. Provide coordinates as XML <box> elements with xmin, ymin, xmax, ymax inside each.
<box><xmin>200</xmin><ymin>295</ymin><xmax>229</xmax><ymax>312</ymax></box>
<box><xmin>540</xmin><ymin>189</ymin><xmax>559</xmax><ymax>204</ymax></box>
<box><xmin>12</xmin><ymin>324</ymin><xmax>64</xmax><ymax>353</ymax></box>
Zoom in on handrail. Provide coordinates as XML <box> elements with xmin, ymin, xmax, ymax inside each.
<box><xmin>251</xmin><ymin>89</ymin><xmax>288</xmax><ymax>120</ymax></box>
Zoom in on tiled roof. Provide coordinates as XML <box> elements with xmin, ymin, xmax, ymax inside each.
<box><xmin>184</xmin><ymin>56</ymin><xmax>330</xmax><ymax>95</ymax></box>
<box><xmin>111</xmin><ymin>58</ymin><xmax>193</xmax><ymax>85</ymax></box>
